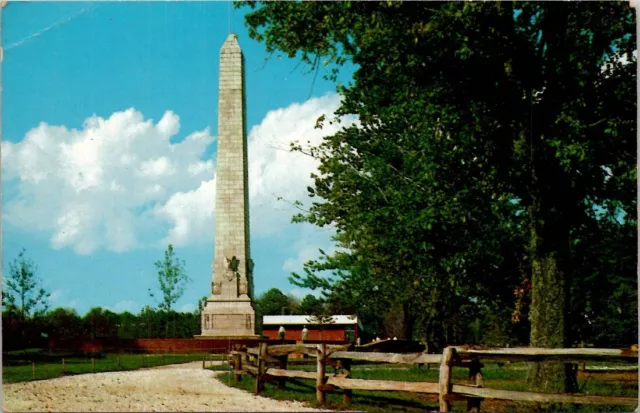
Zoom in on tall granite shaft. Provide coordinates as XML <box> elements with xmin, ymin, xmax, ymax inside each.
<box><xmin>199</xmin><ymin>33</ymin><xmax>257</xmax><ymax>338</ymax></box>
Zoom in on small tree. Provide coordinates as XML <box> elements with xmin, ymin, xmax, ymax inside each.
<box><xmin>149</xmin><ymin>244</ymin><xmax>190</xmax><ymax>313</ymax></box>
<box><xmin>3</xmin><ymin>249</ymin><xmax>50</xmax><ymax>319</ymax></box>
<box><xmin>149</xmin><ymin>245</ymin><xmax>190</xmax><ymax>337</ymax></box>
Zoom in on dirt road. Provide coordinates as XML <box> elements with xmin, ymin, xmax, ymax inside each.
<box><xmin>3</xmin><ymin>362</ymin><xmax>328</xmax><ymax>412</ymax></box>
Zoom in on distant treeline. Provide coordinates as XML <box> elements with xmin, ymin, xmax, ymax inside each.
<box><xmin>2</xmin><ymin>306</ymin><xmax>200</xmax><ymax>351</ymax></box>
<box><xmin>1</xmin><ymin>288</ymin><xmax>328</xmax><ymax>351</ymax></box>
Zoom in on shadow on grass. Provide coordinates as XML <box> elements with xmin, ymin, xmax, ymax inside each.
<box><xmin>216</xmin><ymin>372</ymin><xmax>438</xmax><ymax>412</ymax></box>
<box><xmin>215</xmin><ymin>365</ymin><xmax>638</xmax><ymax>413</ymax></box>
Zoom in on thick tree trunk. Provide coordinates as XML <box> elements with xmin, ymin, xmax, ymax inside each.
<box><xmin>402</xmin><ymin>302</ymin><xmax>414</xmax><ymax>341</ymax></box>
<box><xmin>425</xmin><ymin>302</ymin><xmax>447</xmax><ymax>354</ymax></box>
<box><xmin>526</xmin><ymin>202</ymin><xmax>578</xmax><ymax>393</ymax></box>
<box><xmin>526</xmin><ymin>253</ymin><xmax>567</xmax><ymax>392</ymax></box>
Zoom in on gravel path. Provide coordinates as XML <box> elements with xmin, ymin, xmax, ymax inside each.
<box><xmin>3</xmin><ymin>361</ymin><xmax>329</xmax><ymax>412</ymax></box>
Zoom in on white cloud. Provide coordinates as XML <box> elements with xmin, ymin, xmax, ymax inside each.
<box><xmin>154</xmin><ymin>92</ymin><xmax>355</xmax><ymax>246</ymax></box>
<box><xmin>179</xmin><ymin>303</ymin><xmax>196</xmax><ymax>313</ymax></box>
<box><xmin>112</xmin><ymin>300</ymin><xmax>139</xmax><ymax>314</ymax></box>
<box><xmin>247</xmin><ymin>94</ymin><xmax>355</xmax><ymax>237</ymax></box>
<box><xmin>66</xmin><ymin>298</ymin><xmax>80</xmax><ymax>310</ymax></box>
<box><xmin>153</xmin><ymin>179</ymin><xmax>216</xmax><ymax>247</ymax></box>
<box><xmin>279</xmin><ymin>223</ymin><xmax>339</xmax><ymax>298</ymax></box>
<box><xmin>47</xmin><ymin>290</ymin><xmax>86</xmax><ymax>314</ymax></box>
<box><xmin>283</xmin><ymin>244</ymin><xmax>324</xmax><ymax>272</ymax></box>
<box><xmin>3</xmin><ymin>108</ymin><xmax>214</xmax><ymax>253</ymax></box>
<box><xmin>3</xmin><ymin>94</ymin><xmax>353</xmax><ymax>254</ymax></box>
<box><xmin>288</xmin><ymin>288</ymin><xmax>323</xmax><ymax>299</ymax></box>
<box><xmin>49</xmin><ymin>289</ymin><xmax>64</xmax><ymax>302</ymax></box>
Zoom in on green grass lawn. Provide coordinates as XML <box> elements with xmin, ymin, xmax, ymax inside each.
<box><xmin>214</xmin><ymin>362</ymin><xmax>638</xmax><ymax>413</ymax></box>
<box><xmin>3</xmin><ymin>351</ymin><xmax>221</xmax><ymax>384</ymax></box>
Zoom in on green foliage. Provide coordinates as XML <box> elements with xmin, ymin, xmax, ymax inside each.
<box><xmin>83</xmin><ymin>307</ymin><xmax>118</xmax><ymax>339</ymax></box>
<box><xmin>149</xmin><ymin>244</ymin><xmax>190</xmax><ymax>313</ymax></box>
<box><xmin>3</xmin><ymin>249</ymin><xmax>50</xmax><ymax>318</ymax></box>
<box><xmin>285</xmin><ymin>293</ymin><xmax>302</xmax><ymax>315</ymax></box>
<box><xmin>253</xmin><ymin>288</ymin><xmax>302</xmax><ymax>333</ymax></box>
<box><xmin>299</xmin><ymin>294</ymin><xmax>325</xmax><ymax>315</ymax></box>
<box><xmin>255</xmin><ymin>288</ymin><xmax>293</xmax><ymax>316</ymax></box>
<box><xmin>218</xmin><ymin>361</ymin><xmax>637</xmax><ymax>412</ymax></box>
<box><xmin>240</xmin><ymin>1</ymin><xmax>636</xmax><ymax>366</ymax></box>
<box><xmin>45</xmin><ymin>308</ymin><xmax>84</xmax><ymax>343</ymax></box>
<box><xmin>116</xmin><ymin>311</ymin><xmax>138</xmax><ymax>339</ymax></box>
<box><xmin>3</xmin><ymin>304</ymin><xmax>202</xmax><ymax>352</ymax></box>
<box><xmin>567</xmin><ymin>214</ymin><xmax>638</xmax><ymax>347</ymax></box>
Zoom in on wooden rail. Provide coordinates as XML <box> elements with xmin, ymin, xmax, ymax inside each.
<box><xmin>231</xmin><ymin>343</ymin><xmax>638</xmax><ymax>412</ymax></box>
<box><xmin>451</xmin><ymin>384</ymin><xmax>639</xmax><ymax>406</ymax></box>
<box><xmin>329</xmin><ymin>350</ymin><xmax>442</xmax><ymax>364</ymax></box>
<box><xmin>454</xmin><ymin>346</ymin><xmax>639</xmax><ymax>363</ymax></box>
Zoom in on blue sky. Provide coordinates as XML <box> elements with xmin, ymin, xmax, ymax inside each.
<box><xmin>2</xmin><ymin>2</ymin><xmax>354</xmax><ymax>315</ymax></box>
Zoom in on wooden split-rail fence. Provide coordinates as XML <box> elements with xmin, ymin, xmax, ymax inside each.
<box><xmin>230</xmin><ymin>343</ymin><xmax>638</xmax><ymax>412</ymax></box>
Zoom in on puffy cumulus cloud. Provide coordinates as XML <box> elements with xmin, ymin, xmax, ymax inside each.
<box><xmin>153</xmin><ymin>179</ymin><xmax>216</xmax><ymax>247</ymax></box>
<box><xmin>3</xmin><ymin>94</ymin><xmax>354</xmax><ymax>256</ymax></box>
<box><xmin>2</xmin><ymin>108</ymin><xmax>215</xmax><ymax>254</ymax></box>
<box><xmin>247</xmin><ymin>93</ymin><xmax>356</xmax><ymax>236</ymax></box>
<box><xmin>282</xmin><ymin>245</ymin><xmax>321</xmax><ymax>272</ymax></box>
<box><xmin>157</xmin><ymin>93</ymin><xmax>356</xmax><ymax>245</ymax></box>
<box><xmin>281</xmin><ymin>223</ymin><xmax>338</xmax><ymax>282</ymax></box>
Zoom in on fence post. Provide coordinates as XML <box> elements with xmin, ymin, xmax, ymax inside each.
<box><xmin>316</xmin><ymin>343</ymin><xmax>327</xmax><ymax>404</ymax></box>
<box><xmin>277</xmin><ymin>354</ymin><xmax>288</xmax><ymax>390</ymax></box>
<box><xmin>32</xmin><ymin>361</ymin><xmax>36</xmax><ymax>379</ymax></box>
<box><xmin>233</xmin><ymin>345</ymin><xmax>242</xmax><ymax>382</ymax></box>
<box><xmin>467</xmin><ymin>358</ymin><xmax>484</xmax><ymax>413</ymax></box>
<box><xmin>62</xmin><ymin>358</ymin><xmax>65</xmax><ymax>374</ymax></box>
<box><xmin>254</xmin><ymin>343</ymin><xmax>267</xmax><ymax>394</ymax></box>
<box><xmin>438</xmin><ymin>347</ymin><xmax>455</xmax><ymax>413</ymax></box>
<box><xmin>91</xmin><ymin>357</ymin><xmax>95</xmax><ymax>373</ymax></box>
<box><xmin>117</xmin><ymin>355</ymin><xmax>120</xmax><ymax>370</ymax></box>
<box><xmin>342</xmin><ymin>358</ymin><xmax>353</xmax><ymax>405</ymax></box>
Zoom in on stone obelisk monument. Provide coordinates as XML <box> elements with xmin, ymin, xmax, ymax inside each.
<box><xmin>198</xmin><ymin>33</ymin><xmax>258</xmax><ymax>338</ymax></box>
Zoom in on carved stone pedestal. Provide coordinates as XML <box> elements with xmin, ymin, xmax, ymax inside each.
<box><xmin>197</xmin><ymin>298</ymin><xmax>259</xmax><ymax>338</ymax></box>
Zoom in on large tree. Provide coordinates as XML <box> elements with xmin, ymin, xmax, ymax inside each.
<box><xmin>241</xmin><ymin>1</ymin><xmax>636</xmax><ymax>393</ymax></box>
<box><xmin>242</xmin><ymin>0</ymin><xmax>527</xmax><ymax>348</ymax></box>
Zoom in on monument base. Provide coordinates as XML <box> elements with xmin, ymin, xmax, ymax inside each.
<box><xmin>193</xmin><ymin>334</ymin><xmax>262</xmax><ymax>340</ymax></box>
<box><xmin>199</xmin><ymin>298</ymin><xmax>257</xmax><ymax>337</ymax></box>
